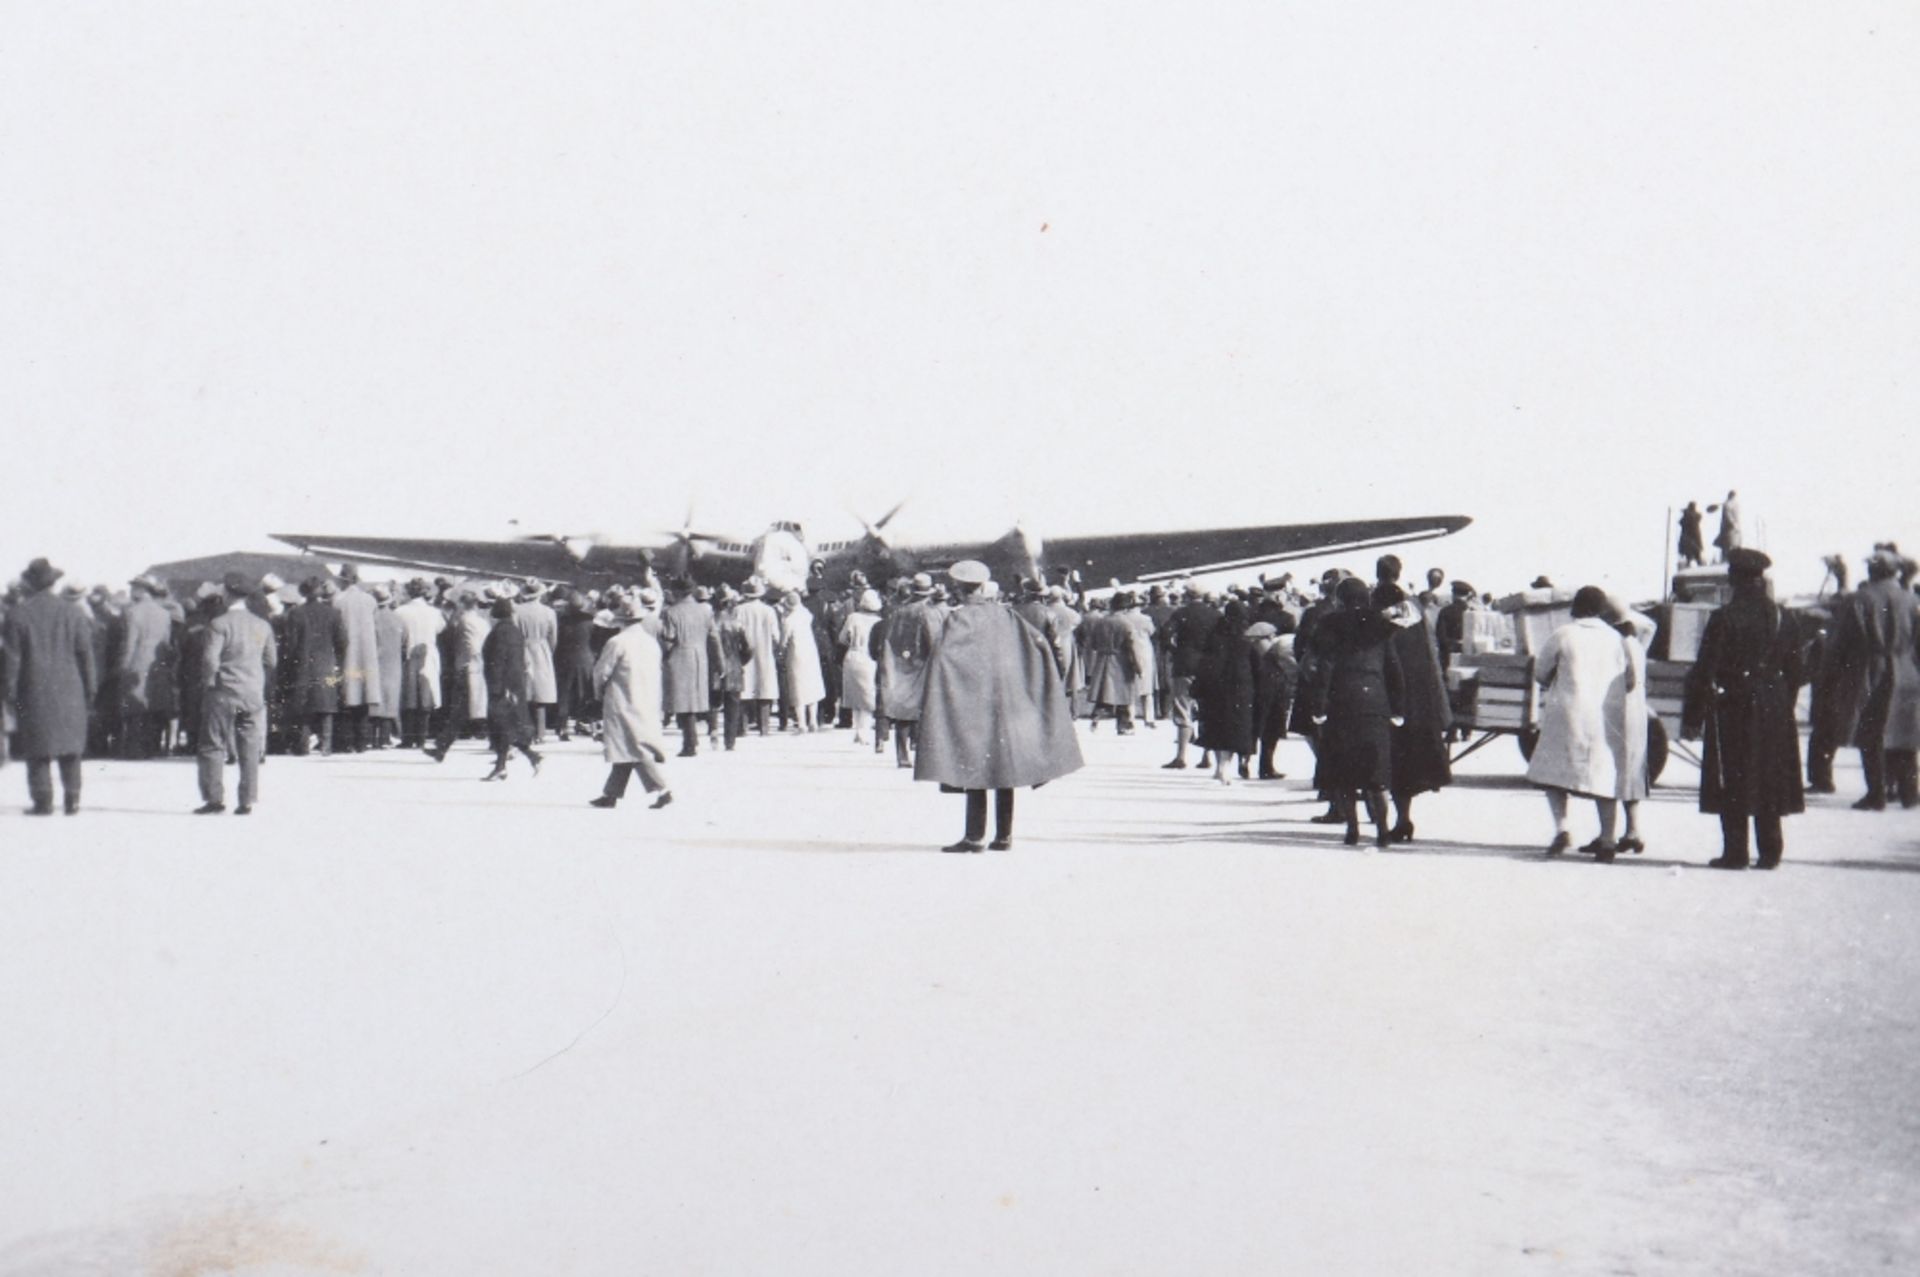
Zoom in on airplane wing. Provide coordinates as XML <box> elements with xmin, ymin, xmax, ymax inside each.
<box><xmin>1039</xmin><ymin>514</ymin><xmax>1473</xmax><ymax>584</ymax></box>
<box><xmin>270</xmin><ymin>533</ymin><xmax>631</xmax><ymax>583</ymax></box>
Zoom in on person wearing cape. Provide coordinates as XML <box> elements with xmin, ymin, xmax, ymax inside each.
<box><xmin>913</xmin><ymin>560</ymin><xmax>1083</xmax><ymax>852</ymax></box>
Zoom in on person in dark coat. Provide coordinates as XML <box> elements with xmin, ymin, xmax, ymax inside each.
<box><xmin>1249</xmin><ymin>615</ymin><xmax>1297</xmax><ymax>780</ymax></box>
<box><xmin>709</xmin><ymin>585</ymin><xmax>754</xmax><ymax>751</ymax></box>
<box><xmin>552</xmin><ymin>591</ymin><xmax>598</xmax><ymax>741</ymax></box>
<box><xmin>1825</xmin><ymin>547</ymin><xmax>1920</xmax><ymax>809</ymax></box>
<box><xmin>480</xmin><ymin>597</ymin><xmax>542</xmax><ymax>781</ymax></box>
<box><xmin>284</xmin><ymin>576</ymin><xmax>348</xmax><ymax>754</ymax></box>
<box><xmin>1374</xmin><ymin>583</ymin><xmax>1453</xmax><ymax>842</ymax></box>
<box><xmin>3</xmin><ymin>558</ymin><xmax>96</xmax><ymax>815</ymax></box>
<box><xmin>1681</xmin><ymin>549</ymin><xmax>1806</xmax><ymax>868</ymax></box>
<box><xmin>1080</xmin><ymin>598</ymin><xmax>1140</xmax><ymax>734</ymax></box>
<box><xmin>915</xmin><ymin>561</ymin><xmax>1083</xmax><ymax>852</ymax></box>
<box><xmin>1161</xmin><ymin>586</ymin><xmax>1222</xmax><ymax>769</ymax></box>
<box><xmin>1194</xmin><ymin>602</ymin><xmax>1257</xmax><ymax>782</ymax></box>
<box><xmin>1310</xmin><ymin>577</ymin><xmax>1405</xmax><ymax>847</ymax></box>
<box><xmin>1677</xmin><ymin>501</ymin><xmax>1706</xmax><ymax>569</ymax></box>
<box><xmin>1291</xmin><ymin>569</ymin><xmax>1349</xmax><ymax>822</ymax></box>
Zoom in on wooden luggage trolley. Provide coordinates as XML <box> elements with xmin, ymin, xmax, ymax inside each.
<box><xmin>1444</xmin><ymin>591</ymin><xmax>1694</xmax><ymax>785</ymax></box>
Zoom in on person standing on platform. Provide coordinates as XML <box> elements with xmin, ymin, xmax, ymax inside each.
<box><xmin>1709</xmin><ymin>490</ymin><xmax>1743</xmax><ymax>562</ymax></box>
<box><xmin>914</xmin><ymin>561</ymin><xmax>1082</xmax><ymax>852</ymax></box>
<box><xmin>660</xmin><ymin>577</ymin><xmax>718</xmax><ymax>756</ymax></box>
<box><xmin>514</xmin><ymin>580</ymin><xmax>559</xmax><ymax>745</ymax></box>
<box><xmin>1682</xmin><ymin>549</ymin><xmax>1806</xmax><ymax>868</ymax></box>
<box><xmin>589</xmin><ymin>592</ymin><xmax>673</xmax><ymax>809</ymax></box>
<box><xmin>193</xmin><ymin>572</ymin><xmax>276</xmax><ymax>815</ymax></box>
<box><xmin>1677</xmin><ymin>501</ymin><xmax>1707</xmax><ymax>569</ymax></box>
<box><xmin>331</xmin><ymin>563</ymin><xmax>382</xmax><ymax>752</ymax></box>
<box><xmin>3</xmin><ymin>558</ymin><xmax>95</xmax><ymax>815</ymax></box>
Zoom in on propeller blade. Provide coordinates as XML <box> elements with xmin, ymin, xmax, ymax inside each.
<box><xmin>873</xmin><ymin>499</ymin><xmax>908</xmax><ymax>532</ymax></box>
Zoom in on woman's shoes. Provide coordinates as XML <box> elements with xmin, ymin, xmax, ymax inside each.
<box><xmin>650</xmin><ymin>791</ymin><xmax>674</xmax><ymax>810</ymax></box>
<box><xmin>1618</xmin><ymin>836</ymin><xmax>1645</xmax><ymax>854</ymax></box>
<box><xmin>1545</xmin><ymin>832</ymin><xmax>1571</xmax><ymax>856</ymax></box>
<box><xmin>1388</xmin><ymin>822</ymin><xmax>1415</xmax><ymax>843</ymax></box>
<box><xmin>481</xmin><ymin>768</ymin><xmax>506</xmax><ymax>782</ymax></box>
<box><xmin>589</xmin><ymin>795</ymin><xmax>617</xmax><ymax>808</ymax></box>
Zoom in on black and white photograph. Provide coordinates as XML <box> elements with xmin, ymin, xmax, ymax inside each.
<box><xmin>2</xmin><ymin>2</ymin><xmax>1916</xmax><ymax>1272</ymax></box>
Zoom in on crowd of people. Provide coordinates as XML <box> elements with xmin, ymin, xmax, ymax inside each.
<box><xmin>3</xmin><ymin>537</ymin><xmax>1917</xmax><ymax>865</ymax></box>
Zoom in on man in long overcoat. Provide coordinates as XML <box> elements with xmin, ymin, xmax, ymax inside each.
<box><xmin>732</xmin><ymin>580</ymin><xmax>783</xmax><ymax>736</ymax></box>
<box><xmin>371</xmin><ymin>583</ymin><xmax>406</xmax><ymax>747</ymax></box>
<box><xmin>331</xmin><ymin>564</ymin><xmax>383</xmax><ymax>751</ymax></box>
<box><xmin>513</xmin><ymin>581</ymin><xmax>559</xmax><ymax>744</ymax></box>
<box><xmin>396</xmin><ymin>578</ymin><xmax>447</xmax><ymax>747</ymax></box>
<box><xmin>285</xmin><ymin>577</ymin><xmax>348</xmax><ymax>754</ymax></box>
<box><xmin>915</xmin><ymin>561</ymin><xmax>1082</xmax><ymax>851</ymax></box>
<box><xmin>588</xmin><ymin>594</ymin><xmax>672</xmax><ymax>809</ymax></box>
<box><xmin>659</xmin><ymin>577</ymin><xmax>719</xmax><ymax>755</ymax></box>
<box><xmin>1080</xmin><ymin>597</ymin><xmax>1139</xmax><ymax>732</ymax></box>
<box><xmin>1825</xmin><ymin>547</ymin><xmax>1920</xmax><ymax>809</ymax></box>
<box><xmin>1162</xmin><ymin>585</ymin><xmax>1222</xmax><ymax>769</ymax></box>
<box><xmin>116</xmin><ymin>575</ymin><xmax>177</xmax><ymax>759</ymax></box>
<box><xmin>1682</xmin><ymin>549</ymin><xmax>1806</xmax><ymax>868</ymax></box>
<box><xmin>4</xmin><ymin>558</ymin><xmax>96</xmax><ymax>814</ymax></box>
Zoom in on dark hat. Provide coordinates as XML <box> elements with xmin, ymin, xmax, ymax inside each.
<box><xmin>405</xmin><ymin>577</ymin><xmax>433</xmax><ymax>598</ymax></box>
<box><xmin>300</xmin><ymin>574</ymin><xmax>325</xmax><ymax>598</ymax></box>
<box><xmin>1530</xmin><ymin>575</ymin><xmax>1554</xmax><ymax>589</ymax></box>
<box><xmin>911</xmin><ymin>572</ymin><xmax>936</xmax><ymax>596</ymax></box>
<box><xmin>1451</xmin><ymin>580</ymin><xmax>1475</xmax><ymax>598</ymax></box>
<box><xmin>222</xmin><ymin>571</ymin><xmax>256</xmax><ymax>597</ymax></box>
<box><xmin>948</xmin><ymin>560</ymin><xmax>990</xmax><ymax>587</ymax></box>
<box><xmin>1727</xmin><ymin>547</ymin><xmax>1773</xmax><ymax>577</ymax></box>
<box><xmin>22</xmin><ymin>557</ymin><xmax>62</xmax><ymax>591</ymax></box>
<box><xmin>490</xmin><ymin>597</ymin><xmax>516</xmax><ymax>619</ymax></box>
<box><xmin>337</xmin><ymin>563</ymin><xmax>360</xmax><ymax>583</ymax></box>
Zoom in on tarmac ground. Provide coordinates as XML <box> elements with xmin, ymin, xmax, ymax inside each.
<box><xmin>1</xmin><ymin>719</ymin><xmax>1916</xmax><ymax>1276</ymax></box>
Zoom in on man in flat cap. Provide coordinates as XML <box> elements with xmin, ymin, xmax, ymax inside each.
<box><xmin>3</xmin><ymin>558</ymin><xmax>96</xmax><ymax>814</ymax></box>
<box><xmin>1824</xmin><ymin>547</ymin><xmax>1920</xmax><ymax>810</ymax></box>
<box><xmin>914</xmin><ymin>560</ymin><xmax>1082</xmax><ymax>851</ymax></box>
<box><xmin>195</xmin><ymin>572</ymin><xmax>277</xmax><ymax>814</ymax></box>
<box><xmin>1682</xmin><ymin>549</ymin><xmax>1806</xmax><ymax>868</ymax></box>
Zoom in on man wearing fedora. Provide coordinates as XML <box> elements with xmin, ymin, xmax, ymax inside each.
<box><xmin>513</xmin><ymin>579</ymin><xmax>559</xmax><ymax>744</ymax></box>
<box><xmin>195</xmin><ymin>572</ymin><xmax>278</xmax><ymax>815</ymax></box>
<box><xmin>331</xmin><ymin>563</ymin><xmax>383</xmax><ymax>753</ymax></box>
<box><xmin>732</xmin><ymin>578</ymin><xmax>782</xmax><ymax>736</ymax></box>
<box><xmin>4</xmin><ymin>557</ymin><xmax>96</xmax><ymax>814</ymax></box>
<box><xmin>915</xmin><ymin>560</ymin><xmax>1082</xmax><ymax>851</ymax></box>
<box><xmin>879</xmin><ymin>573</ymin><xmax>943</xmax><ymax>768</ymax></box>
<box><xmin>116</xmin><ymin>574</ymin><xmax>178</xmax><ymax>760</ymax></box>
<box><xmin>659</xmin><ymin>576</ymin><xmax>719</xmax><ymax>756</ymax></box>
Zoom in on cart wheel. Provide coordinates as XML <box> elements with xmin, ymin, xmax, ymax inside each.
<box><xmin>1647</xmin><ymin>718</ymin><xmax>1669</xmax><ymax>785</ymax></box>
<box><xmin>1517</xmin><ymin>727</ymin><xmax>1539</xmax><ymax>761</ymax></box>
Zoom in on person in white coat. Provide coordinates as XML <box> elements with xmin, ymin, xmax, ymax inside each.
<box><xmin>396</xmin><ymin>578</ymin><xmax>448</xmax><ymax>748</ymax></box>
<box><xmin>1527</xmin><ymin>586</ymin><xmax>1639</xmax><ymax>861</ymax></box>
<box><xmin>588</xmin><ymin>593</ymin><xmax>672</xmax><ymax>809</ymax></box>
<box><xmin>330</xmin><ymin>563</ymin><xmax>383</xmax><ymax>752</ymax></box>
<box><xmin>1606</xmin><ymin>596</ymin><xmax>1658</xmax><ymax>854</ymax></box>
<box><xmin>779</xmin><ymin>590</ymin><xmax>826</xmax><ymax>732</ymax></box>
<box><xmin>732</xmin><ymin>580</ymin><xmax>782</xmax><ymax>735</ymax></box>
<box><xmin>838</xmin><ymin>589</ymin><xmax>883</xmax><ymax>746</ymax></box>
<box><xmin>515</xmin><ymin>581</ymin><xmax>560</xmax><ymax>744</ymax></box>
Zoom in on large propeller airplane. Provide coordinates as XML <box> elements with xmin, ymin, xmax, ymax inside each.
<box><xmin>274</xmin><ymin>507</ymin><xmax>1472</xmax><ymax>594</ymax></box>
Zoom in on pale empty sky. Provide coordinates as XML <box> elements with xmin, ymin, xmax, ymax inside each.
<box><xmin>4</xmin><ymin>2</ymin><xmax>1915</xmax><ymax>599</ymax></box>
